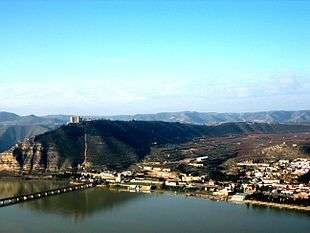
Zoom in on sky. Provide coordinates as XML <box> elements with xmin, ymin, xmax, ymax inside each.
<box><xmin>0</xmin><ymin>0</ymin><xmax>309</xmax><ymax>116</ymax></box>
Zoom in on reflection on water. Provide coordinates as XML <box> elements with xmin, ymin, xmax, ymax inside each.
<box><xmin>246</xmin><ymin>201</ymin><xmax>310</xmax><ymax>217</ymax></box>
<box><xmin>0</xmin><ymin>180</ymin><xmax>309</xmax><ymax>233</ymax></box>
<box><xmin>0</xmin><ymin>179</ymin><xmax>68</xmax><ymax>198</ymax></box>
<box><xmin>21</xmin><ymin>189</ymin><xmax>141</xmax><ymax>219</ymax></box>
<box><xmin>0</xmin><ymin>179</ymin><xmax>140</xmax><ymax>219</ymax></box>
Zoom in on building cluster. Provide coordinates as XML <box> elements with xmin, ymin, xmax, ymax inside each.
<box><xmin>78</xmin><ymin>157</ymin><xmax>309</xmax><ymax>204</ymax></box>
<box><xmin>236</xmin><ymin>158</ymin><xmax>310</xmax><ymax>201</ymax></box>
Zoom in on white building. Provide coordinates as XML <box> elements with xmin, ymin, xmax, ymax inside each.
<box><xmin>69</xmin><ymin>116</ymin><xmax>82</xmax><ymax>124</ymax></box>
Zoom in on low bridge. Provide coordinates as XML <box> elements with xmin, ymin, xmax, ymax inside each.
<box><xmin>0</xmin><ymin>182</ymin><xmax>96</xmax><ymax>208</ymax></box>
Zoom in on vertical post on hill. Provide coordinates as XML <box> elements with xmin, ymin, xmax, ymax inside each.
<box><xmin>83</xmin><ymin>132</ymin><xmax>87</xmax><ymax>168</ymax></box>
<box><xmin>80</xmin><ymin>120</ymin><xmax>88</xmax><ymax>171</ymax></box>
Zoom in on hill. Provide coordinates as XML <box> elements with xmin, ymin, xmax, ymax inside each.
<box><xmin>0</xmin><ymin>112</ymin><xmax>20</xmax><ymax>122</ymax></box>
<box><xmin>0</xmin><ymin>111</ymin><xmax>67</xmax><ymax>126</ymax></box>
<box><xmin>106</xmin><ymin>110</ymin><xmax>310</xmax><ymax>125</ymax></box>
<box><xmin>0</xmin><ymin>125</ymin><xmax>54</xmax><ymax>152</ymax></box>
<box><xmin>1</xmin><ymin>109</ymin><xmax>310</xmax><ymax>153</ymax></box>
<box><xmin>1</xmin><ymin>120</ymin><xmax>310</xmax><ymax>174</ymax></box>
<box><xmin>2</xmin><ymin>110</ymin><xmax>310</xmax><ymax>126</ymax></box>
<box><xmin>0</xmin><ymin>112</ymin><xmax>66</xmax><ymax>152</ymax></box>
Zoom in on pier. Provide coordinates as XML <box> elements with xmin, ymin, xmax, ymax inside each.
<box><xmin>0</xmin><ymin>183</ymin><xmax>96</xmax><ymax>208</ymax></box>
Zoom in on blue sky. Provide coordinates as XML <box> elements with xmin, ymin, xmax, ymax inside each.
<box><xmin>0</xmin><ymin>1</ymin><xmax>309</xmax><ymax>115</ymax></box>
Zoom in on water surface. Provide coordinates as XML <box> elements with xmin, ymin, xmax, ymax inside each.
<box><xmin>0</xmin><ymin>180</ymin><xmax>309</xmax><ymax>233</ymax></box>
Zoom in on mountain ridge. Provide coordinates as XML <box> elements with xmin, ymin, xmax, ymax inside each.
<box><xmin>2</xmin><ymin>110</ymin><xmax>310</xmax><ymax>126</ymax></box>
<box><xmin>1</xmin><ymin>110</ymin><xmax>310</xmax><ymax>153</ymax></box>
<box><xmin>106</xmin><ymin>110</ymin><xmax>310</xmax><ymax>125</ymax></box>
<box><xmin>1</xmin><ymin>120</ymin><xmax>310</xmax><ymax>174</ymax></box>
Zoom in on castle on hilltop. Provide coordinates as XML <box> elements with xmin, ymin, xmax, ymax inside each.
<box><xmin>69</xmin><ymin>116</ymin><xmax>82</xmax><ymax>124</ymax></box>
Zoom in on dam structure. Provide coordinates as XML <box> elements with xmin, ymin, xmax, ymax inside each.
<box><xmin>0</xmin><ymin>182</ymin><xmax>97</xmax><ymax>208</ymax></box>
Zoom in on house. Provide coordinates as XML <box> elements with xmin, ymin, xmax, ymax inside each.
<box><xmin>242</xmin><ymin>184</ymin><xmax>256</xmax><ymax>194</ymax></box>
<box><xmin>188</xmin><ymin>163</ymin><xmax>204</xmax><ymax>168</ymax></box>
<box><xmin>196</xmin><ymin>156</ymin><xmax>208</xmax><ymax>162</ymax></box>
<box><xmin>165</xmin><ymin>180</ymin><xmax>178</xmax><ymax>187</ymax></box>
<box><xmin>231</xmin><ymin>193</ymin><xmax>247</xmax><ymax>202</ymax></box>
<box><xmin>181</xmin><ymin>174</ymin><xmax>203</xmax><ymax>182</ymax></box>
<box><xmin>143</xmin><ymin>166</ymin><xmax>153</xmax><ymax>171</ymax></box>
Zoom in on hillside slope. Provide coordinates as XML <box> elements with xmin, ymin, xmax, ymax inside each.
<box><xmin>1</xmin><ymin>120</ymin><xmax>310</xmax><ymax>174</ymax></box>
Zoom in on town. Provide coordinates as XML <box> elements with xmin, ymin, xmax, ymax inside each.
<box><xmin>77</xmin><ymin>155</ymin><xmax>310</xmax><ymax>208</ymax></box>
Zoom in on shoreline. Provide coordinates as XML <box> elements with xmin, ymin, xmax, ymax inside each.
<box><xmin>183</xmin><ymin>192</ymin><xmax>310</xmax><ymax>212</ymax></box>
<box><xmin>243</xmin><ymin>200</ymin><xmax>310</xmax><ymax>212</ymax></box>
<box><xmin>98</xmin><ymin>186</ymin><xmax>310</xmax><ymax>212</ymax></box>
<box><xmin>1</xmin><ymin>176</ymin><xmax>309</xmax><ymax>212</ymax></box>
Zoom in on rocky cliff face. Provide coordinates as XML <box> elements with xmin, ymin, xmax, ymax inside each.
<box><xmin>0</xmin><ymin>150</ymin><xmax>21</xmax><ymax>172</ymax></box>
<box><xmin>0</xmin><ymin>139</ymin><xmax>80</xmax><ymax>174</ymax></box>
<box><xmin>1</xmin><ymin>120</ymin><xmax>310</xmax><ymax>174</ymax></box>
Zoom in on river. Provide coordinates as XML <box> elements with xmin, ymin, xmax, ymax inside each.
<box><xmin>0</xmin><ymin>179</ymin><xmax>309</xmax><ymax>233</ymax></box>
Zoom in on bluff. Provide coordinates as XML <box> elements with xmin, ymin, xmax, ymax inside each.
<box><xmin>1</xmin><ymin>120</ymin><xmax>310</xmax><ymax>174</ymax></box>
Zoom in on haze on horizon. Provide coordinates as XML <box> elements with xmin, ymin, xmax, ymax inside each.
<box><xmin>0</xmin><ymin>1</ymin><xmax>309</xmax><ymax>116</ymax></box>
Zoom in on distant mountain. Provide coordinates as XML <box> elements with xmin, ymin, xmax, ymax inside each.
<box><xmin>0</xmin><ymin>125</ymin><xmax>54</xmax><ymax>152</ymax></box>
<box><xmin>1</xmin><ymin>120</ymin><xmax>310</xmax><ymax>174</ymax></box>
<box><xmin>1</xmin><ymin>110</ymin><xmax>310</xmax><ymax>153</ymax></box>
<box><xmin>0</xmin><ymin>112</ymin><xmax>20</xmax><ymax>122</ymax></box>
<box><xmin>0</xmin><ymin>112</ymin><xmax>68</xmax><ymax>126</ymax></box>
<box><xmin>1</xmin><ymin>110</ymin><xmax>310</xmax><ymax>126</ymax></box>
<box><xmin>0</xmin><ymin>112</ymin><xmax>65</xmax><ymax>152</ymax></box>
<box><xmin>105</xmin><ymin>110</ymin><xmax>310</xmax><ymax>125</ymax></box>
